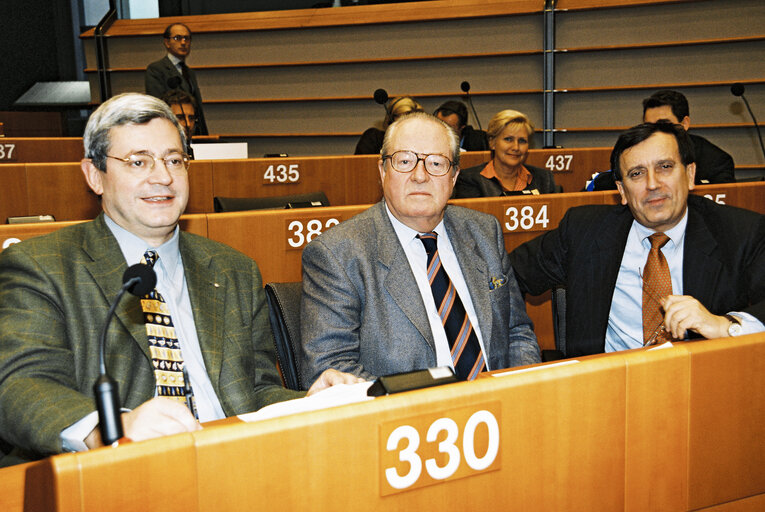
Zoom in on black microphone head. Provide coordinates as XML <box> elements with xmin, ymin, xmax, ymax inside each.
<box><xmin>373</xmin><ymin>88</ymin><xmax>389</xmax><ymax>105</ymax></box>
<box><xmin>167</xmin><ymin>76</ymin><xmax>182</xmax><ymax>89</ymax></box>
<box><xmin>731</xmin><ymin>83</ymin><xmax>745</xmax><ymax>97</ymax></box>
<box><xmin>460</xmin><ymin>81</ymin><xmax>471</xmax><ymax>93</ymax></box>
<box><xmin>123</xmin><ymin>264</ymin><xmax>156</xmax><ymax>296</ymax></box>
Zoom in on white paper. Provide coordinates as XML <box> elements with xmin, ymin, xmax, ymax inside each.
<box><xmin>238</xmin><ymin>381</ymin><xmax>375</xmax><ymax>423</ymax></box>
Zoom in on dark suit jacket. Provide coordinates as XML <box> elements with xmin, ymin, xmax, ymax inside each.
<box><xmin>299</xmin><ymin>201</ymin><xmax>540</xmax><ymax>386</ymax></box>
<box><xmin>354</xmin><ymin>127</ymin><xmax>385</xmax><ymax>155</ymax></box>
<box><xmin>461</xmin><ymin>125</ymin><xmax>489</xmax><ymax>151</ymax></box>
<box><xmin>509</xmin><ymin>194</ymin><xmax>765</xmax><ymax>356</ymax></box>
<box><xmin>0</xmin><ymin>215</ymin><xmax>299</xmax><ymax>465</ymax></box>
<box><xmin>145</xmin><ymin>55</ymin><xmax>209</xmax><ymax>135</ymax></box>
<box><xmin>454</xmin><ymin>163</ymin><xmax>559</xmax><ymax>198</ymax></box>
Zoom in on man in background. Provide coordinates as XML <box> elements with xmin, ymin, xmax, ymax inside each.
<box><xmin>146</xmin><ymin>23</ymin><xmax>208</xmax><ymax>135</ymax></box>
<box><xmin>435</xmin><ymin>100</ymin><xmax>489</xmax><ymax>151</ymax></box>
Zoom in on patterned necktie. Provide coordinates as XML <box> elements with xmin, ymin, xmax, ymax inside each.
<box><xmin>642</xmin><ymin>233</ymin><xmax>673</xmax><ymax>345</ymax></box>
<box><xmin>140</xmin><ymin>250</ymin><xmax>197</xmax><ymax>417</ymax></box>
<box><xmin>417</xmin><ymin>232</ymin><xmax>486</xmax><ymax>380</ymax></box>
<box><xmin>179</xmin><ymin>61</ymin><xmax>194</xmax><ymax>94</ymax></box>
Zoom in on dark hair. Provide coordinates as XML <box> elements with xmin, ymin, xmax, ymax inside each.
<box><xmin>163</xmin><ymin>23</ymin><xmax>191</xmax><ymax>39</ymax></box>
<box><xmin>642</xmin><ymin>90</ymin><xmax>690</xmax><ymax>122</ymax></box>
<box><xmin>610</xmin><ymin>122</ymin><xmax>695</xmax><ymax>181</ymax></box>
<box><xmin>434</xmin><ymin>100</ymin><xmax>468</xmax><ymax>128</ymax></box>
<box><xmin>161</xmin><ymin>88</ymin><xmax>198</xmax><ymax>110</ymax></box>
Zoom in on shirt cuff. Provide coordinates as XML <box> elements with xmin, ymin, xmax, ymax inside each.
<box><xmin>728</xmin><ymin>312</ymin><xmax>765</xmax><ymax>335</ymax></box>
<box><xmin>61</xmin><ymin>411</ymin><xmax>100</xmax><ymax>452</ymax></box>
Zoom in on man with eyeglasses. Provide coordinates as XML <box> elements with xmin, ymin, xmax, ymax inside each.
<box><xmin>0</xmin><ymin>93</ymin><xmax>359</xmax><ymax>466</ymax></box>
<box><xmin>161</xmin><ymin>89</ymin><xmax>198</xmax><ymax>158</ymax></box>
<box><xmin>146</xmin><ymin>23</ymin><xmax>208</xmax><ymax>135</ymax></box>
<box><xmin>299</xmin><ymin>112</ymin><xmax>539</xmax><ymax>386</ymax></box>
<box><xmin>510</xmin><ymin>122</ymin><xmax>765</xmax><ymax>358</ymax></box>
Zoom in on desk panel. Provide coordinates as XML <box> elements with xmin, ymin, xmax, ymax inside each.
<box><xmin>0</xmin><ymin>164</ymin><xmax>28</xmax><ymax>222</ymax></box>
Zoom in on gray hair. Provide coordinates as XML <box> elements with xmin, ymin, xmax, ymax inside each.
<box><xmin>83</xmin><ymin>93</ymin><xmax>187</xmax><ymax>171</ymax></box>
<box><xmin>381</xmin><ymin>111</ymin><xmax>460</xmax><ymax>169</ymax></box>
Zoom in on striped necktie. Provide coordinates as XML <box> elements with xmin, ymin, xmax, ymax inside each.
<box><xmin>417</xmin><ymin>232</ymin><xmax>486</xmax><ymax>380</ymax></box>
<box><xmin>141</xmin><ymin>250</ymin><xmax>198</xmax><ymax>417</ymax></box>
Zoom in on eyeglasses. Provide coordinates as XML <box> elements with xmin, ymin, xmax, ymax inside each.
<box><xmin>175</xmin><ymin>113</ymin><xmax>198</xmax><ymax>123</ymax></box>
<box><xmin>383</xmin><ymin>151</ymin><xmax>454</xmax><ymax>177</ymax></box>
<box><xmin>106</xmin><ymin>152</ymin><xmax>190</xmax><ymax>175</ymax></box>
<box><xmin>167</xmin><ymin>35</ymin><xmax>191</xmax><ymax>43</ymax></box>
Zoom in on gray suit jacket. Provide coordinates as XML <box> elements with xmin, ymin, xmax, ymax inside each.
<box><xmin>299</xmin><ymin>201</ymin><xmax>540</xmax><ymax>386</ymax></box>
<box><xmin>0</xmin><ymin>215</ymin><xmax>299</xmax><ymax>466</ymax></box>
<box><xmin>145</xmin><ymin>55</ymin><xmax>209</xmax><ymax>135</ymax></box>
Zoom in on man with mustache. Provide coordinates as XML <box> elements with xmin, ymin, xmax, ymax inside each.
<box><xmin>510</xmin><ymin>122</ymin><xmax>765</xmax><ymax>356</ymax></box>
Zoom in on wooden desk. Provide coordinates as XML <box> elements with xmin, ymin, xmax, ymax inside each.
<box><xmin>4</xmin><ymin>333</ymin><xmax>764</xmax><ymax>511</ymax></box>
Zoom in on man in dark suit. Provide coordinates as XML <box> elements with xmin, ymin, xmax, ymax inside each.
<box><xmin>435</xmin><ymin>100</ymin><xmax>489</xmax><ymax>152</ymax></box>
<box><xmin>300</xmin><ymin>112</ymin><xmax>539</xmax><ymax>386</ymax></box>
<box><xmin>511</xmin><ymin>122</ymin><xmax>765</xmax><ymax>357</ymax></box>
<box><xmin>0</xmin><ymin>93</ymin><xmax>356</xmax><ymax>466</ymax></box>
<box><xmin>145</xmin><ymin>23</ymin><xmax>209</xmax><ymax>135</ymax></box>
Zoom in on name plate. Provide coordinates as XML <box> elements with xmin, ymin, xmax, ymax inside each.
<box><xmin>285</xmin><ymin>215</ymin><xmax>341</xmax><ymax>249</ymax></box>
<box><xmin>379</xmin><ymin>401</ymin><xmax>501</xmax><ymax>496</ymax></box>
<box><xmin>503</xmin><ymin>203</ymin><xmax>550</xmax><ymax>232</ymax></box>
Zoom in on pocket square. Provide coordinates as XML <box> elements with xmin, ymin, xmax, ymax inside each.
<box><xmin>488</xmin><ymin>276</ymin><xmax>507</xmax><ymax>290</ymax></box>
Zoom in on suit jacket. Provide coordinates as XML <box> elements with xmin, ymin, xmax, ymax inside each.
<box><xmin>145</xmin><ymin>55</ymin><xmax>209</xmax><ymax>135</ymax></box>
<box><xmin>509</xmin><ymin>195</ymin><xmax>765</xmax><ymax>356</ymax></box>
<box><xmin>461</xmin><ymin>125</ymin><xmax>489</xmax><ymax>152</ymax></box>
<box><xmin>0</xmin><ymin>215</ymin><xmax>298</xmax><ymax>465</ymax></box>
<box><xmin>299</xmin><ymin>201</ymin><xmax>540</xmax><ymax>386</ymax></box>
<box><xmin>354</xmin><ymin>127</ymin><xmax>385</xmax><ymax>155</ymax></box>
<box><xmin>454</xmin><ymin>163</ymin><xmax>559</xmax><ymax>198</ymax></box>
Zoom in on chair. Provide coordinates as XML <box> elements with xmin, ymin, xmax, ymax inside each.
<box><xmin>542</xmin><ymin>285</ymin><xmax>567</xmax><ymax>362</ymax></box>
<box><xmin>214</xmin><ymin>191</ymin><xmax>329</xmax><ymax>213</ymax></box>
<box><xmin>264</xmin><ymin>282</ymin><xmax>304</xmax><ymax>391</ymax></box>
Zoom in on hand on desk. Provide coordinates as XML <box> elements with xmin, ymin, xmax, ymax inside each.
<box><xmin>84</xmin><ymin>397</ymin><xmax>201</xmax><ymax>449</ymax></box>
<box><xmin>306</xmin><ymin>368</ymin><xmax>366</xmax><ymax>396</ymax></box>
<box><xmin>661</xmin><ymin>295</ymin><xmax>731</xmax><ymax>340</ymax></box>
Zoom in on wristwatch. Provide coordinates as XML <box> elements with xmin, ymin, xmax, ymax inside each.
<box><xmin>725</xmin><ymin>314</ymin><xmax>743</xmax><ymax>337</ymax></box>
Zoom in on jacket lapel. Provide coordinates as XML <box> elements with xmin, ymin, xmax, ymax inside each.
<box><xmin>444</xmin><ymin>209</ymin><xmax>492</xmax><ymax>354</ymax></box>
<box><xmin>682</xmin><ymin>205</ymin><xmax>721</xmax><ymax>303</ymax></box>
<box><xmin>179</xmin><ymin>234</ymin><xmax>226</xmax><ymax>392</ymax></box>
<box><xmin>81</xmin><ymin>215</ymin><xmax>151</xmax><ymax>362</ymax></box>
<box><xmin>375</xmin><ymin>203</ymin><xmax>436</xmax><ymax>352</ymax></box>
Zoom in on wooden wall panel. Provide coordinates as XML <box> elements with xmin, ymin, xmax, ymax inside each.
<box><xmin>0</xmin><ymin>164</ymin><xmax>28</xmax><ymax>221</ymax></box>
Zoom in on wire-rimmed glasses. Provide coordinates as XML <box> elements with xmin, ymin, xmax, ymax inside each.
<box><xmin>383</xmin><ymin>150</ymin><xmax>454</xmax><ymax>177</ymax></box>
<box><xmin>106</xmin><ymin>152</ymin><xmax>190</xmax><ymax>176</ymax></box>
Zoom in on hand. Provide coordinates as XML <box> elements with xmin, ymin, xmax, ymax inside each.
<box><xmin>306</xmin><ymin>368</ymin><xmax>366</xmax><ymax>396</ymax></box>
<box><xmin>85</xmin><ymin>397</ymin><xmax>201</xmax><ymax>449</ymax></box>
<box><xmin>660</xmin><ymin>295</ymin><xmax>730</xmax><ymax>340</ymax></box>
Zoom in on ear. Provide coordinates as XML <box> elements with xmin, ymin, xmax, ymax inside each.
<box><xmin>377</xmin><ymin>157</ymin><xmax>386</xmax><ymax>182</ymax></box>
<box><xmin>615</xmin><ymin>180</ymin><xmax>628</xmax><ymax>206</ymax></box>
<box><xmin>81</xmin><ymin>158</ymin><xmax>104</xmax><ymax>196</ymax></box>
<box><xmin>451</xmin><ymin>166</ymin><xmax>460</xmax><ymax>187</ymax></box>
<box><xmin>163</xmin><ymin>38</ymin><xmax>171</xmax><ymax>51</ymax></box>
<box><xmin>686</xmin><ymin>162</ymin><xmax>696</xmax><ymax>190</ymax></box>
<box><xmin>488</xmin><ymin>137</ymin><xmax>496</xmax><ymax>151</ymax></box>
<box><xmin>680</xmin><ymin>115</ymin><xmax>691</xmax><ymax>131</ymax></box>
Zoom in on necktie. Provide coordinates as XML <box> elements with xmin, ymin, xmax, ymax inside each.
<box><xmin>417</xmin><ymin>232</ymin><xmax>486</xmax><ymax>380</ymax></box>
<box><xmin>140</xmin><ymin>250</ymin><xmax>198</xmax><ymax>417</ymax></box>
<box><xmin>179</xmin><ymin>61</ymin><xmax>194</xmax><ymax>94</ymax></box>
<box><xmin>642</xmin><ymin>233</ymin><xmax>673</xmax><ymax>345</ymax></box>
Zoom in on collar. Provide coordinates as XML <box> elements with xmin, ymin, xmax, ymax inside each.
<box><xmin>633</xmin><ymin>207</ymin><xmax>689</xmax><ymax>250</ymax></box>
<box><xmin>384</xmin><ymin>201</ymin><xmax>447</xmax><ymax>247</ymax></box>
<box><xmin>480</xmin><ymin>160</ymin><xmax>532</xmax><ymax>191</ymax></box>
<box><xmin>167</xmin><ymin>53</ymin><xmax>184</xmax><ymax>67</ymax></box>
<box><xmin>103</xmin><ymin>214</ymin><xmax>182</xmax><ymax>280</ymax></box>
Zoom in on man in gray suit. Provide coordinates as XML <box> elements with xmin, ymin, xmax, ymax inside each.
<box><xmin>300</xmin><ymin>112</ymin><xmax>540</xmax><ymax>386</ymax></box>
<box><xmin>0</xmin><ymin>93</ymin><xmax>356</xmax><ymax>466</ymax></box>
<box><xmin>145</xmin><ymin>23</ymin><xmax>208</xmax><ymax>135</ymax></box>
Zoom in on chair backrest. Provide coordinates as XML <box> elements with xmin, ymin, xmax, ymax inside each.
<box><xmin>551</xmin><ymin>285</ymin><xmax>567</xmax><ymax>356</ymax></box>
<box><xmin>214</xmin><ymin>191</ymin><xmax>330</xmax><ymax>212</ymax></box>
<box><xmin>264</xmin><ymin>282</ymin><xmax>304</xmax><ymax>391</ymax></box>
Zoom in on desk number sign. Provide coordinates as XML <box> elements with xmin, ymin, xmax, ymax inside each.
<box><xmin>379</xmin><ymin>402</ymin><xmax>501</xmax><ymax>495</ymax></box>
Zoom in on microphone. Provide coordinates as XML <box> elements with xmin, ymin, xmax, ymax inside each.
<box><xmin>373</xmin><ymin>88</ymin><xmax>389</xmax><ymax>105</ymax></box>
<box><xmin>731</xmin><ymin>83</ymin><xmax>765</xmax><ymax>162</ymax></box>
<box><xmin>167</xmin><ymin>76</ymin><xmax>181</xmax><ymax>89</ymax></box>
<box><xmin>460</xmin><ymin>81</ymin><xmax>483</xmax><ymax>131</ymax></box>
<box><xmin>94</xmin><ymin>263</ymin><xmax>156</xmax><ymax>446</ymax></box>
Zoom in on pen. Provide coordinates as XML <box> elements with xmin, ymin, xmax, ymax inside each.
<box><xmin>182</xmin><ymin>365</ymin><xmax>199</xmax><ymax>420</ymax></box>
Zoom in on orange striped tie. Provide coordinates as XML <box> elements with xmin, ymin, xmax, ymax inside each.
<box><xmin>642</xmin><ymin>233</ymin><xmax>673</xmax><ymax>345</ymax></box>
<box><xmin>418</xmin><ymin>233</ymin><xmax>486</xmax><ymax>380</ymax></box>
